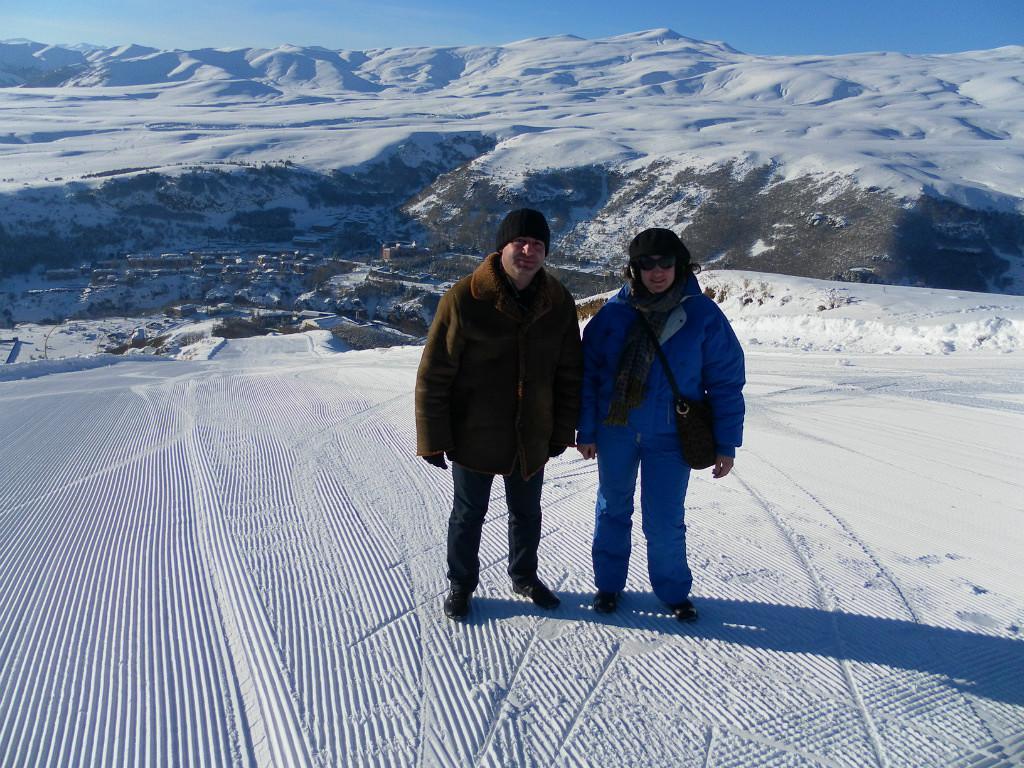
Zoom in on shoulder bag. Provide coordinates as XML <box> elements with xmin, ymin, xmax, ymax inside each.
<box><xmin>637</xmin><ymin>313</ymin><xmax>717</xmax><ymax>469</ymax></box>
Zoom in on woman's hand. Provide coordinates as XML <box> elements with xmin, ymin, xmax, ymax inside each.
<box><xmin>577</xmin><ymin>443</ymin><xmax>597</xmax><ymax>460</ymax></box>
<box><xmin>712</xmin><ymin>455</ymin><xmax>734</xmax><ymax>478</ymax></box>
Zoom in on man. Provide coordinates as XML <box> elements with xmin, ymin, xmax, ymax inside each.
<box><xmin>415</xmin><ymin>208</ymin><xmax>583</xmax><ymax>621</ymax></box>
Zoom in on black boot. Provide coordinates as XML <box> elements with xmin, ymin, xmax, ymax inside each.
<box><xmin>670</xmin><ymin>598</ymin><xmax>698</xmax><ymax>622</ymax></box>
<box><xmin>444</xmin><ymin>585</ymin><xmax>472</xmax><ymax>620</ymax></box>
<box><xmin>593</xmin><ymin>591</ymin><xmax>618</xmax><ymax>614</ymax></box>
<box><xmin>512</xmin><ymin>579</ymin><xmax>560</xmax><ymax>609</ymax></box>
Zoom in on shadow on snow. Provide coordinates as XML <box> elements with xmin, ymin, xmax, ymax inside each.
<box><xmin>463</xmin><ymin>592</ymin><xmax>1024</xmax><ymax>706</ymax></box>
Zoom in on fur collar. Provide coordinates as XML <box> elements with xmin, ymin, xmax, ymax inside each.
<box><xmin>470</xmin><ymin>252</ymin><xmax>557</xmax><ymax>323</ymax></box>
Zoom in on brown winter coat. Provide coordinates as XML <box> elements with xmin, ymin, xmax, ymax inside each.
<box><xmin>415</xmin><ymin>253</ymin><xmax>583</xmax><ymax>479</ymax></box>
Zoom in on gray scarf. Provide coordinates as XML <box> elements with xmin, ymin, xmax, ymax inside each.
<box><xmin>604</xmin><ymin>278</ymin><xmax>688</xmax><ymax>426</ymax></box>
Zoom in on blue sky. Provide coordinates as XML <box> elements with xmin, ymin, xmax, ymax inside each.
<box><xmin>4</xmin><ymin>0</ymin><xmax>1022</xmax><ymax>54</ymax></box>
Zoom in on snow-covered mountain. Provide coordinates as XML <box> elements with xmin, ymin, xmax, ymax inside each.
<box><xmin>2</xmin><ymin>30</ymin><xmax>1023</xmax><ymax>292</ymax></box>
<box><xmin>2</xmin><ymin>274</ymin><xmax>1023</xmax><ymax>766</ymax></box>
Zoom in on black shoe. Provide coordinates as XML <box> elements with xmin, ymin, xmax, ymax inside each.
<box><xmin>670</xmin><ymin>598</ymin><xmax>698</xmax><ymax>623</ymax></box>
<box><xmin>512</xmin><ymin>580</ymin><xmax>561</xmax><ymax>609</ymax></box>
<box><xmin>593</xmin><ymin>591</ymin><xmax>618</xmax><ymax>614</ymax></box>
<box><xmin>443</xmin><ymin>586</ymin><xmax>471</xmax><ymax>620</ymax></box>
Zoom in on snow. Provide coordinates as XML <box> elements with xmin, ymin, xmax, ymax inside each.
<box><xmin>3</xmin><ymin>313</ymin><xmax>196</xmax><ymax>363</ymax></box>
<box><xmin>1</xmin><ymin>274</ymin><xmax>1022</xmax><ymax>765</ymax></box>
<box><xmin>175</xmin><ymin>335</ymin><xmax>225</xmax><ymax>360</ymax></box>
<box><xmin>0</xmin><ymin>351</ymin><xmax>166</xmax><ymax>381</ymax></box>
<box><xmin>699</xmin><ymin>271</ymin><xmax>1024</xmax><ymax>355</ymax></box>
<box><xmin>1</xmin><ymin>32</ymin><xmax>1023</xmax><ymax>211</ymax></box>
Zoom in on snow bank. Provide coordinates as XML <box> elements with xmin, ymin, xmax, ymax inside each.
<box><xmin>0</xmin><ymin>353</ymin><xmax>167</xmax><ymax>381</ymax></box>
<box><xmin>702</xmin><ymin>271</ymin><xmax>1024</xmax><ymax>354</ymax></box>
<box><xmin>175</xmin><ymin>336</ymin><xmax>226</xmax><ymax>361</ymax></box>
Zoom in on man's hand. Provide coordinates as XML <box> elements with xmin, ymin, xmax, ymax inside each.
<box><xmin>422</xmin><ymin>452</ymin><xmax>448</xmax><ymax>470</ymax></box>
<box><xmin>577</xmin><ymin>443</ymin><xmax>597</xmax><ymax>460</ymax></box>
<box><xmin>712</xmin><ymin>455</ymin><xmax>734</xmax><ymax>479</ymax></box>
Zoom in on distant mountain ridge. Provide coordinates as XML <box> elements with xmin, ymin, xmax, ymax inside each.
<box><xmin>0</xmin><ymin>30</ymin><xmax>742</xmax><ymax>92</ymax></box>
<box><xmin>1</xmin><ymin>30</ymin><xmax>1023</xmax><ymax>293</ymax></box>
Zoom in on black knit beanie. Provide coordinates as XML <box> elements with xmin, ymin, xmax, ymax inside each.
<box><xmin>628</xmin><ymin>228</ymin><xmax>691</xmax><ymax>268</ymax></box>
<box><xmin>495</xmin><ymin>208</ymin><xmax>551</xmax><ymax>254</ymax></box>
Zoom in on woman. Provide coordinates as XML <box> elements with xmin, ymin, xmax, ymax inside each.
<box><xmin>576</xmin><ymin>228</ymin><xmax>745</xmax><ymax>620</ymax></box>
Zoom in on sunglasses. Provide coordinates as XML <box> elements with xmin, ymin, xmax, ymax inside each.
<box><xmin>635</xmin><ymin>254</ymin><xmax>676</xmax><ymax>271</ymax></box>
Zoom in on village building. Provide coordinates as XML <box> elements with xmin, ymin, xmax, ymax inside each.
<box><xmin>380</xmin><ymin>241</ymin><xmax>431</xmax><ymax>267</ymax></box>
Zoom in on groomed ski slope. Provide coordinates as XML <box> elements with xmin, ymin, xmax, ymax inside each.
<box><xmin>1</xmin><ymin>328</ymin><xmax>1023</xmax><ymax>766</ymax></box>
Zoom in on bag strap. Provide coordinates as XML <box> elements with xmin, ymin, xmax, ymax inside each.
<box><xmin>637</xmin><ymin>311</ymin><xmax>701</xmax><ymax>419</ymax></box>
<box><xmin>636</xmin><ymin>311</ymin><xmax>683</xmax><ymax>400</ymax></box>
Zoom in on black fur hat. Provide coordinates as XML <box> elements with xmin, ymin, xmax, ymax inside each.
<box><xmin>627</xmin><ymin>228</ymin><xmax>691</xmax><ymax>267</ymax></box>
<box><xmin>495</xmin><ymin>208</ymin><xmax>551</xmax><ymax>254</ymax></box>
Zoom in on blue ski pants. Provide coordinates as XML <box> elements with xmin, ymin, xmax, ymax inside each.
<box><xmin>592</xmin><ymin>426</ymin><xmax>693</xmax><ymax>605</ymax></box>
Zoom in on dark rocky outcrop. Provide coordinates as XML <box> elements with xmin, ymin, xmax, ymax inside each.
<box><xmin>406</xmin><ymin>159</ymin><xmax>1024</xmax><ymax>293</ymax></box>
<box><xmin>2</xmin><ymin>141</ymin><xmax>1021</xmax><ymax>294</ymax></box>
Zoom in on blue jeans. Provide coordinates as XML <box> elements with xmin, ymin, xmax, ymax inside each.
<box><xmin>447</xmin><ymin>461</ymin><xmax>545</xmax><ymax>592</ymax></box>
<box><xmin>592</xmin><ymin>426</ymin><xmax>692</xmax><ymax>604</ymax></box>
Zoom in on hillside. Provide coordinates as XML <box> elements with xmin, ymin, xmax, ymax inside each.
<box><xmin>1</xmin><ymin>31</ymin><xmax>1023</xmax><ymax>292</ymax></box>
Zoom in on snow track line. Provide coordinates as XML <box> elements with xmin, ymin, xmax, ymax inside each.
<box><xmin>470</xmin><ymin>623</ymin><xmax>542</xmax><ymax>767</ymax></box>
<box><xmin>715</xmin><ymin>726</ymin><xmax>849</xmax><ymax>768</ymax></box>
<box><xmin>0</xmin><ymin>393</ymin><xmax>189</xmax><ymax>536</ymax></box>
<box><xmin>748</xmin><ymin>449</ymin><xmax>922</xmax><ymax>624</ymax></box>
<box><xmin>733</xmin><ymin>472</ymin><xmax>891</xmax><ymax>768</ymax></box>
<box><xmin>184</xmin><ymin>393</ymin><xmax>315</xmax><ymax>768</ymax></box>
<box><xmin>345</xmin><ymin>586</ymin><xmax>447</xmax><ymax>650</ymax></box>
<box><xmin>189</xmin><ymin>369</ymin><xmax>429</xmax><ymax>765</ymax></box>
<box><xmin>321</xmin><ymin>390</ymin><xmax>413</xmax><ymax>433</ymax></box>
<box><xmin>701</xmin><ymin>725</ymin><xmax>716</xmax><ymax>768</ymax></box>
<box><xmin>469</xmin><ymin>571</ymin><xmax>574</xmax><ymax>767</ymax></box>
<box><xmin>0</xmin><ymin>401</ymin><xmax>162</xmax><ymax>740</ymax></box>
<box><xmin>751</xmin><ymin>396</ymin><xmax>1015</xmax><ymax>490</ymax></box>
<box><xmin>541</xmin><ymin>462</ymin><xmax>601</xmax><ymax>483</ymax></box>
<box><xmin>0</xmin><ymin>441</ymin><xmax>244</xmax><ymax>767</ymax></box>
<box><xmin>736</xmin><ymin>444</ymin><xmax>1018</xmax><ymax>763</ymax></box>
<box><xmin>551</xmin><ymin>641</ymin><xmax>621</xmax><ymax>766</ymax></box>
<box><xmin>284</xmin><ymin>393</ymin><xmax>436</xmax><ymax>765</ymax></box>
<box><xmin>422</xmin><ymin>627</ymin><xmax>491</xmax><ymax>766</ymax></box>
<box><xmin>744</xmin><ymin>448</ymin><xmax>1011</xmax><ymax>762</ymax></box>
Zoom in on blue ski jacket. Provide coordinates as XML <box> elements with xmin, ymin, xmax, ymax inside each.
<box><xmin>577</xmin><ymin>274</ymin><xmax>746</xmax><ymax>456</ymax></box>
